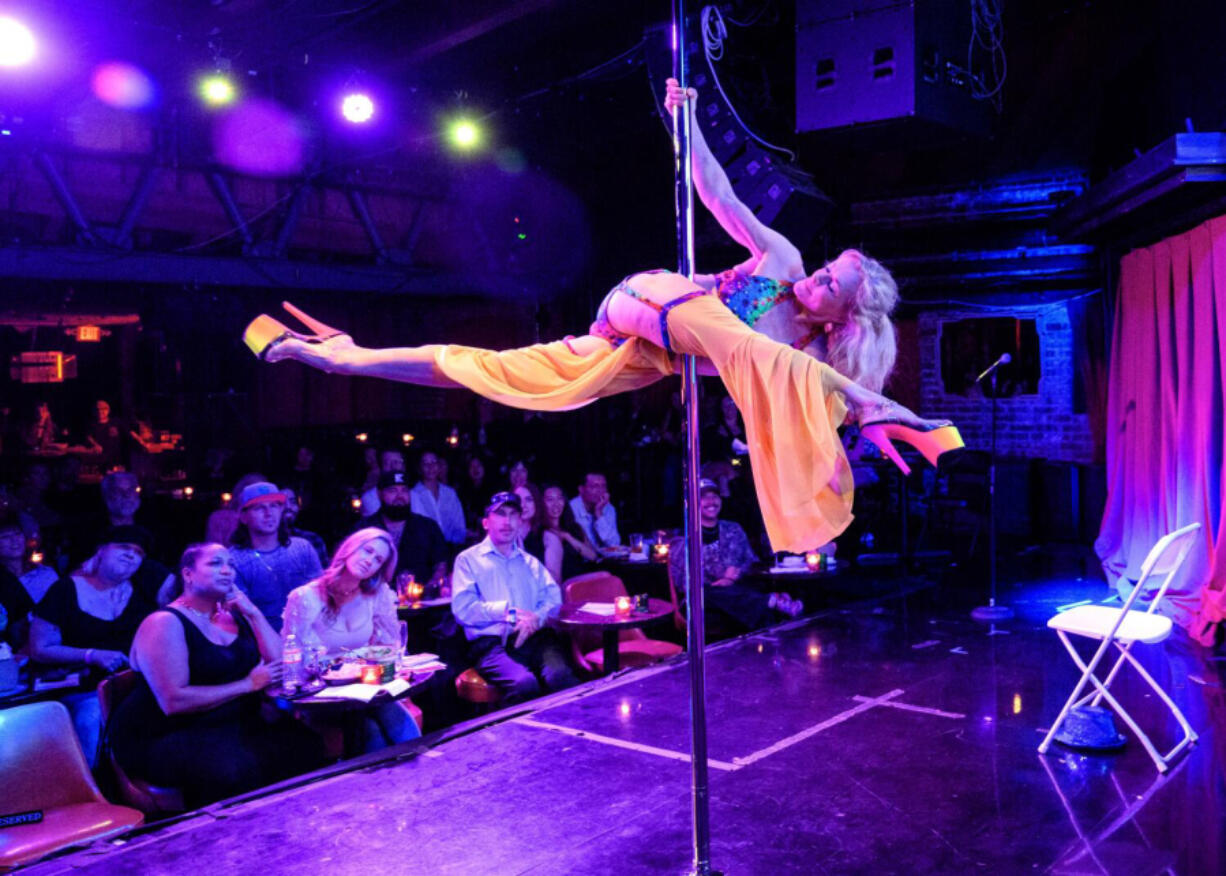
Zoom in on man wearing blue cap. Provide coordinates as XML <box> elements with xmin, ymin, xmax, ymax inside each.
<box><xmin>229</xmin><ymin>482</ymin><xmax>322</xmax><ymax>630</ymax></box>
<box><xmin>452</xmin><ymin>490</ymin><xmax>578</xmax><ymax>702</ymax></box>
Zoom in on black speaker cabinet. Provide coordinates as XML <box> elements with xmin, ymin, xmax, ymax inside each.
<box><xmin>796</xmin><ymin>0</ymin><xmax>990</xmax><ymax>139</ymax></box>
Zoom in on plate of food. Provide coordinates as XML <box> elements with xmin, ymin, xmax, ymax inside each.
<box><xmin>321</xmin><ymin>663</ymin><xmax>364</xmax><ymax>685</ymax></box>
<box><xmin>348</xmin><ymin>645</ymin><xmax>398</xmax><ymax>662</ymax></box>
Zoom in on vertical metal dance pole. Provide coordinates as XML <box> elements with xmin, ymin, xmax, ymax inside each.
<box><xmin>670</xmin><ymin>4</ymin><xmax>715</xmax><ymax>874</ymax></box>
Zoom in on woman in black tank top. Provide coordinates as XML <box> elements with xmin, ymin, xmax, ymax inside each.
<box><xmin>110</xmin><ymin>543</ymin><xmax>323</xmax><ymax>809</ymax></box>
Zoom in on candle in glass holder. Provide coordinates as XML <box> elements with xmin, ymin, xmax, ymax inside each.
<box><xmin>407</xmin><ymin>581</ymin><xmax>425</xmax><ymax>603</ymax></box>
<box><xmin>651</xmin><ymin>542</ymin><xmax>670</xmax><ymax>563</ymax></box>
<box><xmin>805</xmin><ymin>551</ymin><xmax>822</xmax><ymax>570</ymax></box>
<box><xmin>614</xmin><ymin>595</ymin><xmax>632</xmax><ymax>614</ymax></box>
<box><xmin>360</xmin><ymin>664</ymin><xmax>382</xmax><ymax>685</ymax></box>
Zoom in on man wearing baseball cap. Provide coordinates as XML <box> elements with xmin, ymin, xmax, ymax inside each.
<box><xmin>355</xmin><ymin>471</ymin><xmax>448</xmax><ymax>589</ymax></box>
<box><xmin>451</xmin><ymin>490</ymin><xmax>578</xmax><ymax>702</ymax></box>
<box><xmin>229</xmin><ymin>481</ymin><xmax>322</xmax><ymax>630</ymax></box>
<box><xmin>668</xmin><ymin>479</ymin><xmax>802</xmax><ymax>632</ymax></box>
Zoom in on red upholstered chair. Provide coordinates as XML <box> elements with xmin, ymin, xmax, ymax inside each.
<box><xmin>96</xmin><ymin>670</ymin><xmax>186</xmax><ymax>816</ymax></box>
<box><xmin>455</xmin><ymin>667</ymin><xmax>503</xmax><ymax>709</ymax></box>
<box><xmin>0</xmin><ymin>701</ymin><xmax>144</xmax><ymax>871</ymax></box>
<box><xmin>563</xmin><ymin>571</ymin><xmax>681</xmax><ymax>674</ymax></box>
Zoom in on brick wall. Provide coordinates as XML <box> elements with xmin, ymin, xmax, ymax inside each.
<box><xmin>915</xmin><ymin>304</ymin><xmax>1096</xmax><ymax>464</ymax></box>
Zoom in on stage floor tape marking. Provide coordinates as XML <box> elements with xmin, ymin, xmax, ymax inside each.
<box><xmin>515</xmin><ymin>717</ymin><xmax>741</xmax><ymax>771</ymax></box>
<box><xmin>852</xmin><ymin>694</ymin><xmax>966</xmax><ymax>720</ymax></box>
<box><xmin>731</xmin><ymin>689</ymin><xmax>906</xmax><ymax>767</ymax></box>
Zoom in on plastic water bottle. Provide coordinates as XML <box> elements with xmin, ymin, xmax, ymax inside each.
<box><xmin>283</xmin><ymin>633</ymin><xmax>304</xmax><ymax>689</ymax></box>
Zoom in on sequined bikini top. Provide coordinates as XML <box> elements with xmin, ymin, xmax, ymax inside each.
<box><xmin>714</xmin><ymin>269</ymin><xmax>824</xmax><ymax>351</ymax></box>
<box><xmin>715</xmin><ymin>269</ymin><xmax>794</xmax><ymax>328</ymax></box>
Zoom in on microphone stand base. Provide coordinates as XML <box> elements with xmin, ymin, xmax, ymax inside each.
<box><xmin>971</xmin><ymin>604</ymin><xmax>1014</xmax><ymax>622</ymax></box>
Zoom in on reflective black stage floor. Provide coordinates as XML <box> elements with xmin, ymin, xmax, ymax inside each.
<box><xmin>27</xmin><ymin>565</ymin><xmax>1226</xmax><ymax>875</ymax></box>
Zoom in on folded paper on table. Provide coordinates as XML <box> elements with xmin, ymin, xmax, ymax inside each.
<box><xmin>399</xmin><ymin>652</ymin><xmax>441</xmax><ymax>668</ymax></box>
<box><xmin>314</xmin><ymin>677</ymin><xmax>411</xmax><ymax>702</ymax></box>
<box><xmin>577</xmin><ymin>602</ymin><xmax>617</xmax><ymax>616</ymax></box>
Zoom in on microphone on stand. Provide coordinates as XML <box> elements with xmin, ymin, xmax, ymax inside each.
<box><xmin>975</xmin><ymin>352</ymin><xmax>1011</xmax><ymax>384</ymax></box>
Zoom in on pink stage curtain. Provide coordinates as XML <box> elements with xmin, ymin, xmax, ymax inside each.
<box><xmin>1096</xmin><ymin>215</ymin><xmax>1226</xmax><ymax>645</ymax></box>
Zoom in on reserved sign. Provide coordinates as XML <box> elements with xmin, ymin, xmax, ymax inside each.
<box><xmin>0</xmin><ymin>810</ymin><xmax>44</xmax><ymax>827</ymax></box>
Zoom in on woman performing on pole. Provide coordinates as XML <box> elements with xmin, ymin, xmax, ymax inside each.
<box><xmin>243</xmin><ymin>79</ymin><xmax>962</xmax><ymax>555</ymax></box>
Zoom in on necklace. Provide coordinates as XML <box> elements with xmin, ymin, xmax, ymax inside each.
<box><xmin>251</xmin><ymin>543</ymin><xmax>284</xmax><ymax>576</ymax></box>
<box><xmin>175</xmin><ymin>600</ymin><xmax>215</xmax><ymax>624</ymax></box>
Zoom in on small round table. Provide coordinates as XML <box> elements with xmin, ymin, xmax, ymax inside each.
<box><xmin>556</xmin><ymin>598</ymin><xmax>674</xmax><ymax>674</ymax></box>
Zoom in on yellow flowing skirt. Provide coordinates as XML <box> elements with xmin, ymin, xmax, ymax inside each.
<box><xmin>434</xmin><ymin>294</ymin><xmax>853</xmax><ymax>552</ymax></box>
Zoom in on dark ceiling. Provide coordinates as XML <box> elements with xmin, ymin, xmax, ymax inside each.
<box><xmin>13</xmin><ymin>1</ymin><xmax>1226</xmax><ymax>289</ymax></box>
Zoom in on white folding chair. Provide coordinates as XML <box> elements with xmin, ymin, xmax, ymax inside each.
<box><xmin>1038</xmin><ymin>522</ymin><xmax>1201</xmax><ymax>772</ymax></box>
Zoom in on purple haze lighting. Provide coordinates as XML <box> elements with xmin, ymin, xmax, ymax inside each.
<box><xmin>340</xmin><ymin>92</ymin><xmax>374</xmax><ymax>124</ymax></box>
<box><xmin>91</xmin><ymin>62</ymin><xmax>155</xmax><ymax>109</ymax></box>
<box><xmin>213</xmin><ymin>98</ymin><xmax>306</xmax><ymax>177</ymax></box>
<box><xmin>0</xmin><ymin>16</ymin><xmax>36</xmax><ymax>67</ymax></box>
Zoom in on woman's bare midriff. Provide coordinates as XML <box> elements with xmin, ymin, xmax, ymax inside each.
<box><xmin>604</xmin><ymin>271</ymin><xmax>707</xmax><ymax>349</ymax></box>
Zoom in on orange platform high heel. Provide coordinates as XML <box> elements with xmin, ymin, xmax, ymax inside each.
<box><xmin>243</xmin><ymin>301</ymin><xmax>346</xmax><ymax>360</ymax></box>
<box><xmin>858</xmin><ymin>405</ymin><xmax>965</xmax><ymax>477</ymax></box>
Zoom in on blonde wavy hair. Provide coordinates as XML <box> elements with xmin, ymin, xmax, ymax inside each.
<box><xmin>797</xmin><ymin>249</ymin><xmax>898</xmax><ymax>394</ymax></box>
<box><xmin>312</xmin><ymin>527</ymin><xmax>398</xmax><ymax>612</ymax></box>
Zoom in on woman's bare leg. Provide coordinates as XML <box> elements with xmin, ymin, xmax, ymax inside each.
<box><xmin>265</xmin><ymin>333</ymin><xmax>462</xmax><ymax>387</ymax></box>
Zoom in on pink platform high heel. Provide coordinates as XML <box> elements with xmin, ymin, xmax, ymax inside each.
<box><xmin>857</xmin><ymin>402</ymin><xmax>965</xmax><ymax>476</ymax></box>
<box><xmin>243</xmin><ymin>302</ymin><xmax>346</xmax><ymax>360</ymax></box>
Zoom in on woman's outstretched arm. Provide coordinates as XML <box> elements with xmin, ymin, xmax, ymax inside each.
<box><xmin>664</xmin><ymin>78</ymin><xmax>801</xmax><ymax>271</ymax></box>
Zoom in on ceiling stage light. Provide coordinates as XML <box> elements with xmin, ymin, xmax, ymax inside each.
<box><xmin>0</xmin><ymin>16</ymin><xmax>36</xmax><ymax>67</ymax></box>
<box><xmin>199</xmin><ymin>74</ymin><xmax>236</xmax><ymax>106</ymax></box>
<box><xmin>341</xmin><ymin>92</ymin><xmax>374</xmax><ymax>123</ymax></box>
<box><xmin>92</xmin><ymin>62</ymin><xmax>156</xmax><ymax>109</ymax></box>
<box><xmin>448</xmin><ymin>118</ymin><xmax>481</xmax><ymax>150</ymax></box>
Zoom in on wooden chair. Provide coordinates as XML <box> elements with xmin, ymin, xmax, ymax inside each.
<box><xmin>0</xmin><ymin>701</ymin><xmax>144</xmax><ymax>871</ymax></box>
<box><xmin>563</xmin><ymin>571</ymin><xmax>681</xmax><ymax>674</ymax></box>
<box><xmin>95</xmin><ymin>671</ymin><xmax>186</xmax><ymax>816</ymax></box>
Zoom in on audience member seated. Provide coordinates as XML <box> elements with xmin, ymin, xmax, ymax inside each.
<box><xmin>359</xmin><ymin>447</ymin><xmax>406</xmax><ymax>517</ymax></box>
<box><xmin>29</xmin><ymin>525</ymin><xmax>158</xmax><ymax>765</ymax></box>
<box><xmin>1</xmin><ymin>520</ymin><xmax>33</xmax><ymax>649</ymax></box>
<box><xmin>22</xmin><ymin>400</ymin><xmax>65</xmax><ymax>455</ymax></box>
<box><xmin>456</xmin><ymin>454</ymin><xmax>490</xmax><ymax>536</ymax></box>
<box><xmin>668</xmin><ymin>480</ymin><xmax>801</xmax><ymax>632</ymax></box>
<box><xmin>356</xmin><ymin>472</ymin><xmax>448</xmax><ymax>593</ymax></box>
<box><xmin>205</xmin><ymin>472</ymin><xmax>268</xmax><ymax>547</ymax></box>
<box><xmin>14</xmin><ymin>460</ymin><xmax>61</xmax><ymax>541</ymax></box>
<box><xmin>411</xmin><ymin>450</ymin><xmax>467</xmax><ymax>547</ymax></box>
<box><xmin>515</xmin><ymin>484</ymin><xmax>565</xmax><ymax>585</ymax></box>
<box><xmin>0</xmin><ymin>508</ymin><xmax>57</xmax><ymax>604</ymax></box>
<box><xmin>281</xmin><ymin>528</ymin><xmax>422</xmax><ymax>751</ymax></box>
<box><xmin>569</xmin><ymin>471</ymin><xmax>622</xmax><ymax>551</ymax></box>
<box><xmin>282</xmin><ymin>487</ymin><xmax>329</xmax><ymax>567</ymax></box>
<box><xmin>702</xmin><ymin>395</ymin><xmax>749</xmax><ymax>463</ymax></box>
<box><xmin>110</xmin><ymin>543</ymin><xmax>325</xmax><ymax>809</ymax></box>
<box><xmin>452</xmin><ymin>491</ymin><xmax>577</xmax><ymax>703</ymax></box>
<box><xmin>229</xmin><ymin>483</ymin><xmax>322</xmax><ymax>631</ymax></box>
<box><xmin>82</xmin><ymin>399</ymin><xmax>127</xmax><ymax>472</ymax></box>
<box><xmin>107</xmin><ymin>471</ymin><xmax>176</xmax><ymax>603</ymax></box>
<box><xmin>506</xmin><ymin>459</ymin><xmax>531</xmax><ymax>491</ymax></box>
<box><xmin>542</xmin><ymin>485</ymin><xmax>598</xmax><ymax>582</ymax></box>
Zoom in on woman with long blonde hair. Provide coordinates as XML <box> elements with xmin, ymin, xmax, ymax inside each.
<box><xmin>246</xmin><ymin>81</ymin><xmax>961</xmax><ymax>555</ymax></box>
<box><xmin>281</xmin><ymin>527</ymin><xmax>421</xmax><ymax>750</ymax></box>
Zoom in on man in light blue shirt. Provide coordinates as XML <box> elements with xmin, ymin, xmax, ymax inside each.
<box><xmin>452</xmin><ymin>491</ymin><xmax>577</xmax><ymax>702</ymax></box>
<box><xmin>411</xmin><ymin>450</ymin><xmax>467</xmax><ymax>546</ymax></box>
<box><xmin>568</xmin><ymin>471</ymin><xmax>621</xmax><ymax>549</ymax></box>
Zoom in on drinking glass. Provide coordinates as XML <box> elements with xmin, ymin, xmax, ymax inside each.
<box><xmin>629</xmin><ymin>533</ymin><xmax>645</xmax><ymax>555</ymax></box>
<box><xmin>398</xmin><ymin>620</ymin><xmax>410</xmax><ymax>657</ymax></box>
